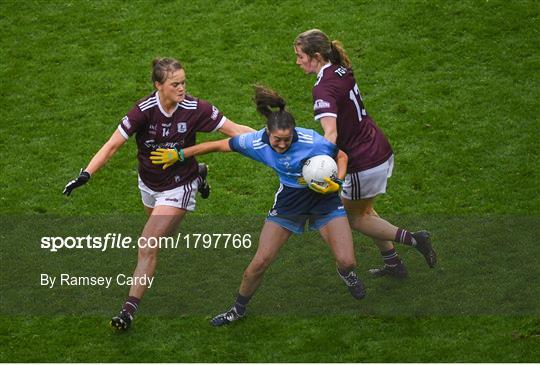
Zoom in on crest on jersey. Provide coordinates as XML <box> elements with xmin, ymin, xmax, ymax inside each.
<box><xmin>177</xmin><ymin>122</ymin><xmax>187</xmax><ymax>133</ymax></box>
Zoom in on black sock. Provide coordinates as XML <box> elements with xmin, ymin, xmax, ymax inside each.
<box><xmin>234</xmin><ymin>293</ymin><xmax>251</xmax><ymax>315</ymax></box>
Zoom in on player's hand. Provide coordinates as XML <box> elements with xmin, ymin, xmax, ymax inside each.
<box><xmin>150</xmin><ymin>148</ymin><xmax>184</xmax><ymax>169</ymax></box>
<box><xmin>63</xmin><ymin>169</ymin><xmax>91</xmax><ymax>196</ymax></box>
<box><xmin>309</xmin><ymin>177</ymin><xmax>343</xmax><ymax>194</ymax></box>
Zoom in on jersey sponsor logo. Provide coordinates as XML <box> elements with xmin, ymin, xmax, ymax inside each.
<box><xmin>314</xmin><ymin>99</ymin><xmax>331</xmax><ymax>110</ymax></box>
<box><xmin>211</xmin><ymin>106</ymin><xmax>219</xmax><ymax>121</ymax></box>
<box><xmin>177</xmin><ymin>122</ymin><xmax>187</xmax><ymax>133</ymax></box>
<box><xmin>144</xmin><ymin>139</ymin><xmax>179</xmax><ymax>150</ymax></box>
<box><xmin>165</xmin><ymin>198</ymin><xmax>179</xmax><ymax>202</ymax></box>
<box><xmin>121</xmin><ymin>116</ymin><xmax>131</xmax><ymax>129</ymax></box>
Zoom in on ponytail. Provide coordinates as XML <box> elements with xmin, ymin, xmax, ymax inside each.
<box><xmin>330</xmin><ymin>40</ymin><xmax>351</xmax><ymax>69</ymax></box>
<box><xmin>253</xmin><ymin>85</ymin><xmax>295</xmax><ymax>132</ymax></box>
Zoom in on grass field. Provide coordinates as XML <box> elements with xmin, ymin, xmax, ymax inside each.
<box><xmin>1</xmin><ymin>0</ymin><xmax>539</xmax><ymax>362</ymax></box>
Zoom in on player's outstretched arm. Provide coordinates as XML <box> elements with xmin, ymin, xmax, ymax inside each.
<box><xmin>150</xmin><ymin>139</ymin><xmax>232</xmax><ymax>169</ymax></box>
<box><xmin>184</xmin><ymin>139</ymin><xmax>232</xmax><ymax>158</ymax></box>
<box><xmin>63</xmin><ymin>129</ymin><xmax>127</xmax><ymax>196</ymax></box>
<box><xmin>218</xmin><ymin>119</ymin><xmax>256</xmax><ymax>137</ymax></box>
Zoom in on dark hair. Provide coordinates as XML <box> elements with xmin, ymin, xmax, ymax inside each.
<box><xmin>294</xmin><ymin>29</ymin><xmax>352</xmax><ymax>69</ymax></box>
<box><xmin>253</xmin><ymin>85</ymin><xmax>295</xmax><ymax>132</ymax></box>
<box><xmin>151</xmin><ymin>57</ymin><xmax>183</xmax><ymax>85</ymax></box>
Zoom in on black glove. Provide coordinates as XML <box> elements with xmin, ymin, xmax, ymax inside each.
<box><xmin>63</xmin><ymin>169</ymin><xmax>91</xmax><ymax>196</ymax></box>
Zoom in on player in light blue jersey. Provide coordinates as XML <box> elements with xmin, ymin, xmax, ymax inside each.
<box><xmin>150</xmin><ymin>86</ymin><xmax>365</xmax><ymax>326</ymax></box>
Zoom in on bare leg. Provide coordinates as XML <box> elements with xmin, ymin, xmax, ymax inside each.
<box><xmin>319</xmin><ymin>216</ymin><xmax>365</xmax><ymax>299</ymax></box>
<box><xmin>318</xmin><ymin>216</ymin><xmax>356</xmax><ymax>271</ymax></box>
<box><xmin>342</xmin><ymin>197</ymin><xmax>396</xmax><ymax>253</ymax></box>
<box><xmin>210</xmin><ymin>221</ymin><xmax>292</xmax><ymax>326</ymax></box>
<box><xmin>239</xmin><ymin>221</ymin><xmax>292</xmax><ymax>297</ymax></box>
<box><xmin>128</xmin><ymin>205</ymin><xmax>186</xmax><ymax>299</ymax></box>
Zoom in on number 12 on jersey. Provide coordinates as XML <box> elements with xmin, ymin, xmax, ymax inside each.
<box><xmin>349</xmin><ymin>84</ymin><xmax>367</xmax><ymax>122</ymax></box>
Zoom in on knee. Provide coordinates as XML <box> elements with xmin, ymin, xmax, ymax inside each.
<box><xmin>245</xmin><ymin>257</ymin><xmax>271</xmax><ymax>277</ymax></box>
<box><xmin>348</xmin><ymin>208</ymin><xmax>376</xmax><ymax>228</ymax></box>
<box><xmin>138</xmin><ymin>240</ymin><xmax>159</xmax><ymax>261</ymax></box>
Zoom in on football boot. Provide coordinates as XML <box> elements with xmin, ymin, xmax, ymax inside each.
<box><xmin>412</xmin><ymin>230</ymin><xmax>437</xmax><ymax>268</ymax></box>
<box><xmin>198</xmin><ymin>163</ymin><xmax>210</xmax><ymax>199</ymax></box>
<box><xmin>337</xmin><ymin>269</ymin><xmax>366</xmax><ymax>300</ymax></box>
<box><xmin>210</xmin><ymin>307</ymin><xmax>244</xmax><ymax>327</ymax></box>
<box><xmin>369</xmin><ymin>260</ymin><xmax>408</xmax><ymax>278</ymax></box>
<box><xmin>110</xmin><ymin>309</ymin><xmax>132</xmax><ymax>331</ymax></box>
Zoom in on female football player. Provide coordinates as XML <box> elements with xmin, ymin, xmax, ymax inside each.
<box><xmin>150</xmin><ymin>85</ymin><xmax>366</xmax><ymax>326</ymax></box>
<box><xmin>293</xmin><ymin>29</ymin><xmax>436</xmax><ymax>278</ymax></box>
<box><xmin>62</xmin><ymin>57</ymin><xmax>254</xmax><ymax>331</ymax></box>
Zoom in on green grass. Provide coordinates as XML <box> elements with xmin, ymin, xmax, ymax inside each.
<box><xmin>1</xmin><ymin>316</ymin><xmax>538</xmax><ymax>362</ymax></box>
<box><xmin>1</xmin><ymin>0</ymin><xmax>539</xmax><ymax>362</ymax></box>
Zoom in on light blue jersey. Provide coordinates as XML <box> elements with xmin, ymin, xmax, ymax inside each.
<box><xmin>229</xmin><ymin>127</ymin><xmax>338</xmax><ymax>188</ymax></box>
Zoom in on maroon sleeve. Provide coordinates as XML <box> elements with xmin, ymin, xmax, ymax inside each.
<box><xmin>194</xmin><ymin>99</ymin><xmax>225</xmax><ymax>133</ymax></box>
<box><xmin>117</xmin><ymin>105</ymin><xmax>148</xmax><ymax>139</ymax></box>
<box><xmin>312</xmin><ymin>83</ymin><xmax>338</xmax><ymax>121</ymax></box>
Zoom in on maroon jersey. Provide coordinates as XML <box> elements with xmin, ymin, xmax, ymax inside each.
<box><xmin>118</xmin><ymin>92</ymin><xmax>225</xmax><ymax>191</ymax></box>
<box><xmin>312</xmin><ymin>63</ymin><xmax>393</xmax><ymax>173</ymax></box>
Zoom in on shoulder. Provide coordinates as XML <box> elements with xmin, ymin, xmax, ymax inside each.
<box><xmin>181</xmin><ymin>95</ymin><xmax>221</xmax><ymax>119</ymax></box>
<box><xmin>299</xmin><ymin>127</ymin><xmax>333</xmax><ymax>147</ymax></box>
<box><xmin>295</xmin><ymin>127</ymin><xmax>316</xmax><ymax>145</ymax></box>
<box><xmin>135</xmin><ymin>92</ymin><xmax>158</xmax><ymax>112</ymax></box>
<box><xmin>231</xmin><ymin>128</ymin><xmax>266</xmax><ymax>150</ymax></box>
<box><xmin>315</xmin><ymin>64</ymin><xmax>354</xmax><ymax>88</ymax></box>
<box><xmin>179</xmin><ymin>94</ymin><xmax>200</xmax><ymax>110</ymax></box>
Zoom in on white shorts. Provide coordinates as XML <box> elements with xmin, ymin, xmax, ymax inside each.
<box><xmin>341</xmin><ymin>155</ymin><xmax>394</xmax><ymax>200</ymax></box>
<box><xmin>138</xmin><ymin>176</ymin><xmax>201</xmax><ymax>211</ymax></box>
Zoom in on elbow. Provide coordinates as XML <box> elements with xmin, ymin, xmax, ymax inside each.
<box><xmin>338</xmin><ymin>150</ymin><xmax>348</xmax><ymax>164</ymax></box>
<box><xmin>325</xmin><ymin>131</ymin><xmax>338</xmax><ymax>144</ymax></box>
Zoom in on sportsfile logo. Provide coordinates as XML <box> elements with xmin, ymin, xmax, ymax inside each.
<box><xmin>314</xmin><ymin>99</ymin><xmax>330</xmax><ymax>110</ymax></box>
<box><xmin>40</xmin><ymin>233</ymin><xmax>253</xmax><ymax>252</ymax></box>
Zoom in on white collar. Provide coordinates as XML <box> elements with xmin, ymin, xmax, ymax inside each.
<box><xmin>156</xmin><ymin>91</ymin><xmax>178</xmax><ymax>117</ymax></box>
<box><xmin>315</xmin><ymin>62</ymin><xmax>332</xmax><ymax>86</ymax></box>
<box><xmin>316</xmin><ymin>62</ymin><xmax>332</xmax><ymax>79</ymax></box>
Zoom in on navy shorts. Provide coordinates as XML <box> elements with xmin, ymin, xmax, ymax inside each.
<box><xmin>265</xmin><ymin>184</ymin><xmax>346</xmax><ymax>234</ymax></box>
